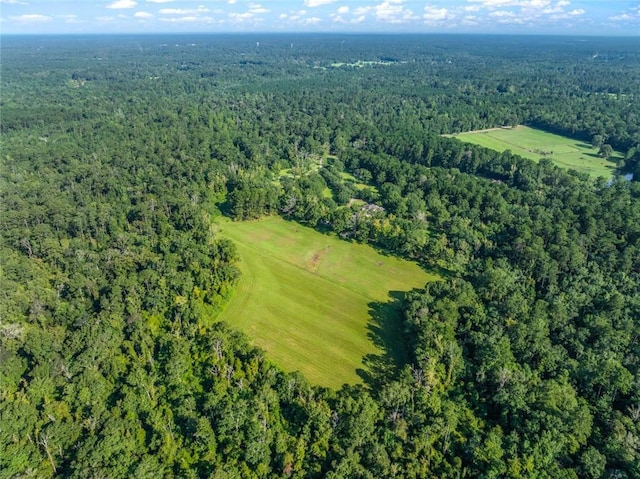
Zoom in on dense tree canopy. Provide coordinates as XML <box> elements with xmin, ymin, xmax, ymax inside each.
<box><xmin>1</xmin><ymin>34</ymin><xmax>639</xmax><ymax>478</ymax></box>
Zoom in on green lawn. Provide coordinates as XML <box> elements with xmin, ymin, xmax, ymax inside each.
<box><xmin>216</xmin><ymin>216</ymin><xmax>437</xmax><ymax>388</ymax></box>
<box><xmin>330</xmin><ymin>60</ymin><xmax>396</xmax><ymax>68</ymax></box>
<box><xmin>449</xmin><ymin>126</ymin><xmax>621</xmax><ymax>178</ymax></box>
<box><xmin>340</xmin><ymin>171</ymin><xmax>378</xmax><ymax>193</ymax></box>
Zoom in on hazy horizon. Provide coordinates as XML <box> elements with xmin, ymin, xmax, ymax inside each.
<box><xmin>1</xmin><ymin>1</ymin><xmax>639</xmax><ymax>36</ymax></box>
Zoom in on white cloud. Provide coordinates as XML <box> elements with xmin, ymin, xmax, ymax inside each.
<box><xmin>134</xmin><ymin>11</ymin><xmax>153</xmax><ymax>18</ymax></box>
<box><xmin>424</xmin><ymin>6</ymin><xmax>449</xmax><ymax>21</ymax></box>
<box><xmin>542</xmin><ymin>5</ymin><xmax>563</xmax><ymax>14</ymax></box>
<box><xmin>248</xmin><ymin>3</ymin><xmax>269</xmax><ymax>14</ymax></box>
<box><xmin>281</xmin><ymin>9</ymin><xmax>308</xmax><ymax>21</ymax></box>
<box><xmin>305</xmin><ymin>0</ymin><xmax>336</xmax><ymax>7</ymax></box>
<box><xmin>467</xmin><ymin>0</ymin><xmax>515</xmax><ymax>7</ymax></box>
<box><xmin>1</xmin><ymin>0</ymin><xmax>29</xmax><ymax>4</ymax></box>
<box><xmin>305</xmin><ymin>16</ymin><xmax>322</xmax><ymax>24</ymax></box>
<box><xmin>424</xmin><ymin>5</ymin><xmax>454</xmax><ymax>24</ymax></box>
<box><xmin>106</xmin><ymin>0</ymin><xmax>137</xmax><ymax>9</ymax></box>
<box><xmin>609</xmin><ymin>5</ymin><xmax>640</xmax><ymax>22</ymax></box>
<box><xmin>354</xmin><ymin>6</ymin><xmax>371</xmax><ymax>15</ymax></box>
<box><xmin>462</xmin><ymin>14</ymin><xmax>479</xmax><ymax>24</ymax></box>
<box><xmin>160</xmin><ymin>8</ymin><xmax>190</xmax><ymax>14</ymax></box>
<box><xmin>466</xmin><ymin>0</ymin><xmax>551</xmax><ymax>8</ymax></box>
<box><xmin>520</xmin><ymin>0</ymin><xmax>551</xmax><ymax>8</ymax></box>
<box><xmin>375</xmin><ymin>0</ymin><xmax>403</xmax><ymax>20</ymax></box>
<box><xmin>146</xmin><ymin>0</ymin><xmax>172</xmax><ymax>3</ymax></box>
<box><xmin>490</xmin><ymin>9</ymin><xmax>525</xmax><ymax>23</ymax></box>
<box><xmin>160</xmin><ymin>6</ymin><xmax>209</xmax><ymax>15</ymax></box>
<box><xmin>371</xmin><ymin>0</ymin><xmax>418</xmax><ymax>24</ymax></box>
<box><xmin>490</xmin><ymin>10</ymin><xmax>516</xmax><ymax>17</ymax></box>
<box><xmin>159</xmin><ymin>15</ymin><xmax>212</xmax><ymax>23</ymax></box>
<box><xmin>466</xmin><ymin>0</ymin><xmax>571</xmax><ymax>10</ymax></box>
<box><xmin>498</xmin><ymin>17</ymin><xmax>524</xmax><ymax>24</ymax></box>
<box><xmin>229</xmin><ymin>12</ymin><xmax>253</xmax><ymax>20</ymax></box>
<box><xmin>461</xmin><ymin>0</ymin><xmax>590</xmax><ymax>26</ymax></box>
<box><xmin>159</xmin><ymin>8</ymin><xmax>186</xmax><ymax>15</ymax></box>
<box><xmin>331</xmin><ymin>9</ymin><xmax>359</xmax><ymax>23</ymax></box>
<box><xmin>228</xmin><ymin>2</ymin><xmax>269</xmax><ymax>21</ymax></box>
<box><xmin>9</xmin><ymin>13</ymin><xmax>51</xmax><ymax>22</ymax></box>
<box><xmin>56</xmin><ymin>14</ymin><xmax>83</xmax><ymax>23</ymax></box>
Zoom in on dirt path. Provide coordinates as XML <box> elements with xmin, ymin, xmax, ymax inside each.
<box><xmin>444</xmin><ymin>125</ymin><xmax>518</xmax><ymax>137</ymax></box>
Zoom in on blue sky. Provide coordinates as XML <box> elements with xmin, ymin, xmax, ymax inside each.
<box><xmin>1</xmin><ymin>1</ymin><xmax>639</xmax><ymax>35</ymax></box>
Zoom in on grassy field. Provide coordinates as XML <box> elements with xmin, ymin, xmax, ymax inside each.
<box><xmin>216</xmin><ymin>216</ymin><xmax>437</xmax><ymax>388</ymax></box>
<box><xmin>449</xmin><ymin>126</ymin><xmax>621</xmax><ymax>178</ymax></box>
<box><xmin>330</xmin><ymin>60</ymin><xmax>396</xmax><ymax>68</ymax></box>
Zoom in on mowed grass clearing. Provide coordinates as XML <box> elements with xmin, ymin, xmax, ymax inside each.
<box><xmin>449</xmin><ymin>125</ymin><xmax>622</xmax><ymax>178</ymax></box>
<box><xmin>216</xmin><ymin>216</ymin><xmax>437</xmax><ymax>388</ymax></box>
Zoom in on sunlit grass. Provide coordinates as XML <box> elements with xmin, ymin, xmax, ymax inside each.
<box><xmin>449</xmin><ymin>125</ymin><xmax>622</xmax><ymax>178</ymax></box>
<box><xmin>216</xmin><ymin>216</ymin><xmax>438</xmax><ymax>388</ymax></box>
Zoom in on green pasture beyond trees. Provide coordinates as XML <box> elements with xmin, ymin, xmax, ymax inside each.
<box><xmin>215</xmin><ymin>216</ymin><xmax>437</xmax><ymax>388</ymax></box>
<box><xmin>450</xmin><ymin>125</ymin><xmax>622</xmax><ymax>177</ymax></box>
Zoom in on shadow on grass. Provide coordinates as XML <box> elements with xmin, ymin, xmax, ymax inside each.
<box><xmin>357</xmin><ymin>290</ymin><xmax>413</xmax><ymax>390</ymax></box>
<box><xmin>583</xmin><ymin>154</ymin><xmax>620</xmax><ymax>171</ymax></box>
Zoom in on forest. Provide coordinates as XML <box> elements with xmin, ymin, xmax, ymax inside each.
<box><xmin>1</xmin><ymin>34</ymin><xmax>640</xmax><ymax>478</ymax></box>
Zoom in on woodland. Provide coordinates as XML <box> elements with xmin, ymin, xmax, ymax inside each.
<box><xmin>1</xmin><ymin>34</ymin><xmax>640</xmax><ymax>478</ymax></box>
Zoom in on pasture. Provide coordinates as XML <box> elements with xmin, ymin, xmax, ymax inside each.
<box><xmin>450</xmin><ymin>125</ymin><xmax>621</xmax><ymax>177</ymax></box>
<box><xmin>216</xmin><ymin>216</ymin><xmax>437</xmax><ymax>388</ymax></box>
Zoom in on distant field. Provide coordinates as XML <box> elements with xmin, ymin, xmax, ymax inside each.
<box><xmin>330</xmin><ymin>60</ymin><xmax>397</xmax><ymax>68</ymax></box>
<box><xmin>340</xmin><ymin>171</ymin><xmax>378</xmax><ymax>193</ymax></box>
<box><xmin>449</xmin><ymin>126</ymin><xmax>621</xmax><ymax>178</ymax></box>
<box><xmin>216</xmin><ymin>216</ymin><xmax>437</xmax><ymax>388</ymax></box>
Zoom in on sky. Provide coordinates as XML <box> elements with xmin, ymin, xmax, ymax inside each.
<box><xmin>1</xmin><ymin>0</ymin><xmax>639</xmax><ymax>35</ymax></box>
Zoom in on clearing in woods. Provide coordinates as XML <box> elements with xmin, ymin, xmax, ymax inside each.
<box><xmin>448</xmin><ymin>125</ymin><xmax>622</xmax><ymax>177</ymax></box>
<box><xmin>216</xmin><ymin>216</ymin><xmax>438</xmax><ymax>388</ymax></box>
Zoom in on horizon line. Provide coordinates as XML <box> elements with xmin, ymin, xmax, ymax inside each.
<box><xmin>2</xmin><ymin>31</ymin><xmax>639</xmax><ymax>38</ymax></box>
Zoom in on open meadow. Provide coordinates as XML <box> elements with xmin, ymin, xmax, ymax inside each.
<box><xmin>216</xmin><ymin>216</ymin><xmax>438</xmax><ymax>388</ymax></box>
<box><xmin>449</xmin><ymin>125</ymin><xmax>621</xmax><ymax>177</ymax></box>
